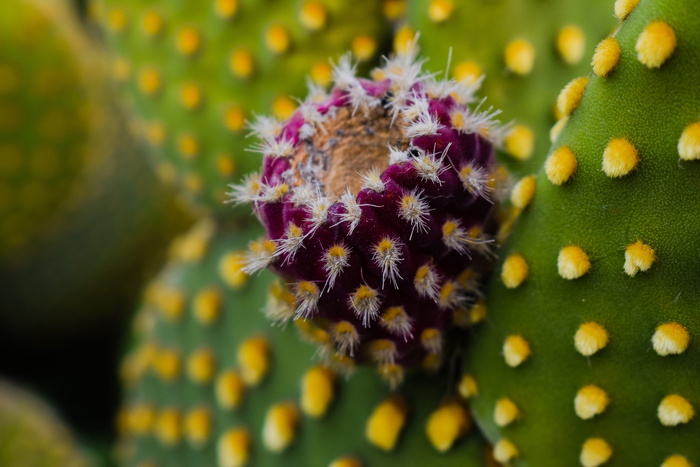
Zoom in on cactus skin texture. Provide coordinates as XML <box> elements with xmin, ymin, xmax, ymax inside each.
<box><xmin>467</xmin><ymin>0</ymin><xmax>700</xmax><ymax>464</ymax></box>
<box><xmin>118</xmin><ymin>220</ymin><xmax>494</xmax><ymax>467</ymax></box>
<box><xmin>0</xmin><ymin>380</ymin><xmax>91</xmax><ymax>467</ymax></box>
<box><xmin>234</xmin><ymin>49</ymin><xmax>501</xmax><ymax>382</ymax></box>
<box><xmin>95</xmin><ymin>0</ymin><xmax>389</xmax><ymax>218</ymax></box>
<box><xmin>0</xmin><ymin>0</ymin><xmax>191</xmax><ymax>338</ymax></box>
<box><xmin>404</xmin><ymin>0</ymin><xmax>616</xmax><ymax>174</ymax></box>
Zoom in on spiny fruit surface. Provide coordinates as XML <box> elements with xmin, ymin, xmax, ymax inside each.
<box><xmin>0</xmin><ymin>0</ymin><xmax>102</xmax><ymax>258</ymax></box>
<box><xmin>234</xmin><ymin>48</ymin><xmax>502</xmax><ymax>380</ymax></box>
<box><xmin>467</xmin><ymin>0</ymin><xmax>700</xmax><ymax>464</ymax></box>
<box><xmin>118</xmin><ymin>220</ymin><xmax>493</xmax><ymax>466</ymax></box>
<box><xmin>96</xmin><ymin>0</ymin><xmax>389</xmax><ymax>218</ymax></box>
<box><xmin>0</xmin><ymin>380</ymin><xmax>91</xmax><ymax>467</ymax></box>
<box><xmin>404</xmin><ymin>0</ymin><xmax>616</xmax><ymax>174</ymax></box>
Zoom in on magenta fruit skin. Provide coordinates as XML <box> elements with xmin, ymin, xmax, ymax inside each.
<box><xmin>237</xmin><ymin>52</ymin><xmax>500</xmax><ymax>377</ymax></box>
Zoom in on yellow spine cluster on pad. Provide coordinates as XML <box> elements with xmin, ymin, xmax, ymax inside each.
<box><xmin>493</xmin><ymin>397</ymin><xmax>519</xmax><ymax>427</ymax></box>
<box><xmin>262</xmin><ymin>402</ymin><xmax>300</xmax><ymax>452</ymax></box>
<box><xmin>678</xmin><ymin>122</ymin><xmax>700</xmax><ymax>160</ymax></box>
<box><xmin>218</xmin><ymin>427</ymin><xmax>251</xmax><ymax>467</ymax></box>
<box><xmin>504</xmin><ymin>38</ymin><xmax>535</xmax><ymax>75</ymax></box>
<box><xmin>575</xmin><ymin>385</ymin><xmax>610</xmax><ymax>419</ymax></box>
<box><xmin>636</xmin><ymin>21</ymin><xmax>677</xmax><ymax>69</ymax></box>
<box><xmin>624</xmin><ymin>241</ymin><xmax>655</xmax><ymax>276</ymax></box>
<box><xmin>652</xmin><ymin>323</ymin><xmax>690</xmax><ymax>356</ymax></box>
<box><xmin>614</xmin><ymin>0</ymin><xmax>640</xmax><ymax>20</ymax></box>
<box><xmin>557</xmin><ymin>77</ymin><xmax>589</xmax><ymax>117</ymax></box>
<box><xmin>545</xmin><ymin>146</ymin><xmax>578</xmax><ymax>185</ymax></box>
<box><xmin>662</xmin><ymin>455</ymin><xmax>693</xmax><ymax>467</ymax></box>
<box><xmin>510</xmin><ymin>175</ymin><xmax>536</xmax><ymax>209</ymax></box>
<box><xmin>300</xmin><ymin>366</ymin><xmax>335</xmax><ymax>418</ymax></box>
<box><xmin>603</xmin><ymin>137</ymin><xmax>638</xmax><ymax>178</ymax></box>
<box><xmin>504</xmin><ymin>125</ymin><xmax>535</xmax><ymax>161</ymax></box>
<box><xmin>365</xmin><ymin>396</ymin><xmax>408</xmax><ymax>452</ymax></box>
<box><xmin>580</xmin><ymin>438</ymin><xmax>613</xmax><ymax>467</ymax></box>
<box><xmin>557</xmin><ymin>245</ymin><xmax>591</xmax><ymax>280</ymax></box>
<box><xmin>493</xmin><ymin>438</ymin><xmax>518</xmax><ymax>463</ymax></box>
<box><xmin>591</xmin><ymin>37</ymin><xmax>621</xmax><ymax>78</ymax></box>
<box><xmin>501</xmin><ymin>253</ymin><xmax>529</xmax><ymax>289</ymax></box>
<box><xmin>574</xmin><ymin>322</ymin><xmax>609</xmax><ymax>356</ymax></box>
<box><xmin>557</xmin><ymin>25</ymin><xmax>586</xmax><ymax>65</ymax></box>
<box><xmin>237</xmin><ymin>336</ymin><xmax>270</xmax><ymax>386</ymax></box>
<box><xmin>425</xmin><ymin>402</ymin><xmax>469</xmax><ymax>452</ymax></box>
<box><xmin>503</xmin><ymin>335</ymin><xmax>531</xmax><ymax>367</ymax></box>
<box><xmin>657</xmin><ymin>395</ymin><xmax>694</xmax><ymax>426</ymax></box>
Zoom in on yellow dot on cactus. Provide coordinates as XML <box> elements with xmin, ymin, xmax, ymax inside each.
<box><xmin>272</xmin><ymin>95</ymin><xmax>297</xmax><ymax>121</ymax></box>
<box><xmin>266</xmin><ymin>24</ymin><xmax>291</xmax><ymax>55</ymax></box>
<box><xmin>112</xmin><ymin>57</ymin><xmax>132</xmax><ymax>82</ymax></box>
<box><xmin>187</xmin><ymin>348</ymin><xmax>217</xmax><ymax>384</ymax></box>
<box><xmin>504</xmin><ymin>38</ymin><xmax>535</xmax><ymax>76</ymax></box>
<box><xmin>503</xmin><ymin>335</ymin><xmax>531</xmax><ymax>367</ymax></box>
<box><xmin>383</xmin><ymin>0</ymin><xmax>406</xmax><ymax>21</ymax></box>
<box><xmin>678</xmin><ymin>122</ymin><xmax>700</xmax><ymax>160</ymax></box>
<box><xmin>193</xmin><ymin>288</ymin><xmax>222</xmax><ymax>325</ymax></box>
<box><xmin>603</xmin><ymin>137</ymin><xmax>638</xmax><ymax>178</ymax></box>
<box><xmin>216</xmin><ymin>370</ymin><xmax>246</xmax><ymax>410</ymax></box>
<box><xmin>224</xmin><ymin>105</ymin><xmax>246</xmax><ymax>133</ymax></box>
<box><xmin>352</xmin><ymin>35</ymin><xmax>377</xmax><ymax>62</ymax></box>
<box><xmin>494</xmin><ymin>397</ymin><xmax>520</xmax><ymax>427</ymax></box>
<box><xmin>154</xmin><ymin>348</ymin><xmax>182</xmax><ymax>381</ymax></box>
<box><xmin>557</xmin><ymin>25</ymin><xmax>586</xmax><ymax>65</ymax></box>
<box><xmin>217</xmin><ymin>427</ymin><xmax>251</xmax><ymax>467</ymax></box>
<box><xmin>184</xmin><ymin>407</ymin><xmax>212</xmax><ymax>446</ymax></box>
<box><xmin>128</xmin><ymin>404</ymin><xmax>156</xmax><ymax>435</ymax></box>
<box><xmin>217</xmin><ymin>154</ymin><xmax>236</xmax><ymax>177</ymax></box>
<box><xmin>157</xmin><ymin>288</ymin><xmax>186</xmax><ymax>321</ymax></box>
<box><xmin>425</xmin><ymin>402</ymin><xmax>469</xmax><ymax>453</ymax></box>
<box><xmin>107</xmin><ymin>7</ymin><xmax>128</xmax><ymax>33</ymax></box>
<box><xmin>592</xmin><ymin>37</ymin><xmax>621</xmax><ymax>77</ymax></box>
<box><xmin>658</xmin><ymin>395</ymin><xmax>695</xmax><ymax>426</ymax></box>
<box><xmin>501</xmin><ymin>253</ymin><xmax>528</xmax><ymax>289</ymax></box>
<box><xmin>510</xmin><ymin>175</ymin><xmax>536</xmax><ymax>209</ymax></box>
<box><xmin>230</xmin><ymin>49</ymin><xmax>255</xmax><ymax>79</ymax></box>
<box><xmin>428</xmin><ymin>0</ymin><xmax>454</xmax><ymax>23</ymax></box>
<box><xmin>623</xmin><ymin>240</ymin><xmax>655</xmax><ymax>276</ymax></box>
<box><xmin>493</xmin><ymin>439</ymin><xmax>518</xmax><ymax>463</ymax></box>
<box><xmin>365</xmin><ymin>396</ymin><xmax>407</xmax><ymax>452</ymax></box>
<box><xmin>557</xmin><ymin>76</ymin><xmax>588</xmax><ymax>117</ymax></box>
<box><xmin>155</xmin><ymin>408</ymin><xmax>182</xmax><ymax>446</ymax></box>
<box><xmin>215</xmin><ymin>0</ymin><xmax>239</xmax><ymax>19</ymax></box>
<box><xmin>237</xmin><ymin>336</ymin><xmax>271</xmax><ymax>386</ymax></box>
<box><xmin>545</xmin><ymin>146</ymin><xmax>578</xmax><ymax>185</ymax></box>
<box><xmin>652</xmin><ymin>323</ymin><xmax>690</xmax><ymax>356</ymax></box>
<box><xmin>141</xmin><ymin>10</ymin><xmax>164</xmax><ymax>38</ymax></box>
<box><xmin>138</xmin><ymin>67</ymin><xmax>162</xmax><ymax>96</ymax></box>
<box><xmin>614</xmin><ymin>0</ymin><xmax>640</xmax><ymax>19</ymax></box>
<box><xmin>176</xmin><ymin>26</ymin><xmax>203</xmax><ymax>57</ymax></box>
<box><xmin>299</xmin><ymin>2</ymin><xmax>327</xmax><ymax>30</ymax></box>
<box><xmin>180</xmin><ymin>82</ymin><xmax>203</xmax><ymax>111</ymax></box>
<box><xmin>550</xmin><ymin>116</ymin><xmax>569</xmax><ymax>143</ymax></box>
<box><xmin>580</xmin><ymin>438</ymin><xmax>612</xmax><ymax>467</ymax></box>
<box><xmin>453</xmin><ymin>61</ymin><xmax>483</xmax><ymax>86</ymax></box>
<box><xmin>469</xmin><ymin>299</ymin><xmax>487</xmax><ymax>324</ymax></box>
<box><xmin>178</xmin><ymin>133</ymin><xmax>200</xmax><ymax>160</ymax></box>
<box><xmin>504</xmin><ymin>124</ymin><xmax>534</xmax><ymax>161</ymax></box>
<box><xmin>219</xmin><ymin>251</ymin><xmax>249</xmax><ymax>289</ymax></box>
<box><xmin>300</xmin><ymin>366</ymin><xmax>335</xmax><ymax>418</ymax></box>
<box><xmin>309</xmin><ymin>61</ymin><xmax>333</xmax><ymax>87</ymax></box>
<box><xmin>575</xmin><ymin>322</ymin><xmax>609</xmax><ymax>356</ymax></box>
<box><xmin>636</xmin><ymin>21</ymin><xmax>676</xmax><ymax>69</ymax></box>
<box><xmin>575</xmin><ymin>385</ymin><xmax>610</xmax><ymax>419</ymax></box>
<box><xmin>263</xmin><ymin>402</ymin><xmax>300</xmax><ymax>452</ymax></box>
<box><xmin>394</xmin><ymin>25</ymin><xmax>415</xmax><ymax>55</ymax></box>
<box><xmin>662</xmin><ymin>455</ymin><xmax>692</xmax><ymax>467</ymax></box>
<box><xmin>458</xmin><ymin>374</ymin><xmax>478</xmax><ymax>399</ymax></box>
<box><xmin>558</xmin><ymin>246</ymin><xmax>591</xmax><ymax>280</ymax></box>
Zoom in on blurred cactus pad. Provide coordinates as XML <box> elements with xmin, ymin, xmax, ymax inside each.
<box><xmin>0</xmin><ymin>380</ymin><xmax>91</xmax><ymax>467</ymax></box>
<box><xmin>404</xmin><ymin>0</ymin><xmax>617</xmax><ymax>173</ymax></box>
<box><xmin>468</xmin><ymin>0</ymin><xmax>700</xmax><ymax>464</ymax></box>
<box><xmin>0</xmin><ymin>0</ymin><xmax>191</xmax><ymax>338</ymax></box>
<box><xmin>118</xmin><ymin>220</ymin><xmax>495</xmax><ymax>466</ymax></box>
<box><xmin>95</xmin><ymin>0</ymin><xmax>393</xmax><ymax>218</ymax></box>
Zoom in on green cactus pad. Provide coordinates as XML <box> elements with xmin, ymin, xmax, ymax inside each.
<box><xmin>118</xmin><ymin>220</ymin><xmax>493</xmax><ymax>466</ymax></box>
<box><xmin>467</xmin><ymin>0</ymin><xmax>700</xmax><ymax>464</ymax></box>
<box><xmin>0</xmin><ymin>0</ymin><xmax>105</xmax><ymax>258</ymax></box>
<box><xmin>0</xmin><ymin>380</ymin><xmax>92</xmax><ymax>467</ymax></box>
<box><xmin>404</xmin><ymin>0</ymin><xmax>616</xmax><ymax>174</ymax></box>
<box><xmin>96</xmin><ymin>0</ymin><xmax>390</xmax><ymax>218</ymax></box>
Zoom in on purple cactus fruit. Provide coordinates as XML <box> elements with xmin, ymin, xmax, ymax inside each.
<box><xmin>232</xmin><ymin>45</ymin><xmax>503</xmax><ymax>386</ymax></box>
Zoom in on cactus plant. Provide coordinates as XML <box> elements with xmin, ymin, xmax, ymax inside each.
<box><xmin>404</xmin><ymin>0</ymin><xmax>617</xmax><ymax>174</ymax></box>
<box><xmin>467</xmin><ymin>0</ymin><xmax>700</xmax><ymax>464</ymax></box>
<box><xmin>95</xmin><ymin>0</ymin><xmax>391</xmax><ymax>218</ymax></box>
<box><xmin>232</xmin><ymin>46</ymin><xmax>503</xmax><ymax>380</ymax></box>
<box><xmin>118</xmin><ymin>220</ymin><xmax>493</xmax><ymax>466</ymax></box>
<box><xmin>0</xmin><ymin>380</ymin><xmax>91</xmax><ymax>467</ymax></box>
